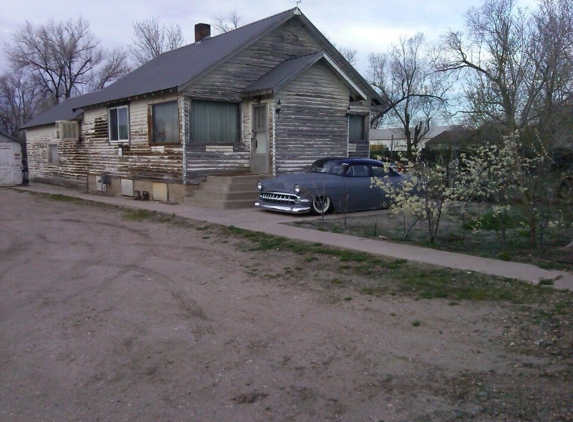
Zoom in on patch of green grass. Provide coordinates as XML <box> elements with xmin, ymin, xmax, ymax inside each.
<box><xmin>224</xmin><ymin>225</ymin><xmax>568</xmax><ymax>306</ymax></box>
<box><xmin>360</xmin><ymin>286</ymin><xmax>387</xmax><ymax>296</ymax></box>
<box><xmin>463</xmin><ymin>209</ymin><xmax>522</xmax><ymax>231</ymax></box>
<box><xmin>412</xmin><ymin>320</ymin><xmax>421</xmax><ymax>327</ymax></box>
<box><xmin>390</xmin><ymin>266</ymin><xmax>560</xmax><ymax>303</ymax></box>
<box><xmin>122</xmin><ymin>209</ymin><xmax>155</xmax><ymax>221</ymax></box>
<box><xmin>381</xmin><ymin>258</ymin><xmax>407</xmax><ymax>269</ymax></box>
<box><xmin>48</xmin><ymin>193</ymin><xmax>83</xmax><ymax>203</ymax></box>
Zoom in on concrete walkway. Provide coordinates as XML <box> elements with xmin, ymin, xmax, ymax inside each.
<box><xmin>14</xmin><ymin>184</ymin><xmax>573</xmax><ymax>291</ymax></box>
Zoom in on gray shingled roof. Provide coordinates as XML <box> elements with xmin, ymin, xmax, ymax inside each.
<box><xmin>74</xmin><ymin>8</ymin><xmax>296</xmax><ymax>109</ymax></box>
<box><xmin>0</xmin><ymin>130</ymin><xmax>21</xmax><ymax>143</ymax></box>
<box><xmin>22</xmin><ymin>7</ymin><xmax>380</xmax><ymax>130</ymax></box>
<box><xmin>22</xmin><ymin>9</ymin><xmax>295</xmax><ymax>129</ymax></box>
<box><xmin>21</xmin><ymin>92</ymin><xmax>99</xmax><ymax>129</ymax></box>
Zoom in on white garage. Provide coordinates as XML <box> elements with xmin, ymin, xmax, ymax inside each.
<box><xmin>0</xmin><ymin>132</ymin><xmax>23</xmax><ymax>186</ymax></box>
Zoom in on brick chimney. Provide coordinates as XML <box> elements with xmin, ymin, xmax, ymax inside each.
<box><xmin>195</xmin><ymin>23</ymin><xmax>211</xmax><ymax>42</ymax></box>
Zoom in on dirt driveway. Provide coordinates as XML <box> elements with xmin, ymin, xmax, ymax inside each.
<box><xmin>1</xmin><ymin>189</ymin><xmax>572</xmax><ymax>421</ymax></box>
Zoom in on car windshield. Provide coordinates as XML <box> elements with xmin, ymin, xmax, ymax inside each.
<box><xmin>308</xmin><ymin>160</ymin><xmax>345</xmax><ymax>175</ymax></box>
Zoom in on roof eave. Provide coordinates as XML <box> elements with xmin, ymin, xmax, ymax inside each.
<box><xmin>78</xmin><ymin>87</ymin><xmax>179</xmax><ymax>111</ymax></box>
<box><xmin>240</xmin><ymin>88</ymin><xmax>275</xmax><ymax>99</ymax></box>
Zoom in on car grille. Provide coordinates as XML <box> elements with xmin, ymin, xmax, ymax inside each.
<box><xmin>260</xmin><ymin>192</ymin><xmax>298</xmax><ymax>204</ymax></box>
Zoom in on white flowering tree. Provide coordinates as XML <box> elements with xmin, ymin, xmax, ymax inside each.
<box><xmin>374</xmin><ymin>155</ymin><xmax>463</xmax><ymax>243</ymax></box>
<box><xmin>376</xmin><ymin>134</ymin><xmax>569</xmax><ymax>248</ymax></box>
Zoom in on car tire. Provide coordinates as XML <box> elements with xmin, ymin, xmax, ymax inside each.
<box><xmin>311</xmin><ymin>196</ymin><xmax>331</xmax><ymax>215</ymax></box>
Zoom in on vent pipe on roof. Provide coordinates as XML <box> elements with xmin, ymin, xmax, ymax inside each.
<box><xmin>195</xmin><ymin>23</ymin><xmax>211</xmax><ymax>42</ymax></box>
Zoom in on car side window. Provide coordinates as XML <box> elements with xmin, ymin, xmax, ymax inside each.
<box><xmin>372</xmin><ymin>165</ymin><xmax>386</xmax><ymax>178</ymax></box>
<box><xmin>346</xmin><ymin>164</ymin><xmax>369</xmax><ymax>177</ymax></box>
<box><xmin>372</xmin><ymin>164</ymin><xmax>399</xmax><ymax>178</ymax></box>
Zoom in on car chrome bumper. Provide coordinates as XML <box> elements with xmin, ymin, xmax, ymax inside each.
<box><xmin>254</xmin><ymin>201</ymin><xmax>311</xmax><ymax>214</ymax></box>
<box><xmin>255</xmin><ymin>198</ymin><xmax>310</xmax><ymax>214</ymax></box>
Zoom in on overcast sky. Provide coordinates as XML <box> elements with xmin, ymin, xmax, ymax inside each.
<box><xmin>1</xmin><ymin>0</ymin><xmax>539</xmax><ymax>76</ymax></box>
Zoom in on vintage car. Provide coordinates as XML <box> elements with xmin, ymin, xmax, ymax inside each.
<box><xmin>255</xmin><ymin>157</ymin><xmax>406</xmax><ymax>214</ymax></box>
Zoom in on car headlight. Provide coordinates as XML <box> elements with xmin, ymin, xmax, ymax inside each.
<box><xmin>257</xmin><ymin>181</ymin><xmax>262</xmax><ymax>190</ymax></box>
<box><xmin>294</xmin><ymin>184</ymin><xmax>300</xmax><ymax>193</ymax></box>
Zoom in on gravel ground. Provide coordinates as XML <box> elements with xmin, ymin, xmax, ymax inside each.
<box><xmin>1</xmin><ymin>189</ymin><xmax>572</xmax><ymax>421</ymax></box>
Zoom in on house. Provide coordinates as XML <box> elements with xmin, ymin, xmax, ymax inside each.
<box><xmin>21</xmin><ymin>8</ymin><xmax>381</xmax><ymax>204</ymax></box>
<box><xmin>0</xmin><ymin>131</ymin><xmax>24</xmax><ymax>186</ymax></box>
<box><xmin>370</xmin><ymin>126</ymin><xmax>453</xmax><ymax>154</ymax></box>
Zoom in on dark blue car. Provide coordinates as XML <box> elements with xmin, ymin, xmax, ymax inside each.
<box><xmin>255</xmin><ymin>157</ymin><xmax>405</xmax><ymax>214</ymax></box>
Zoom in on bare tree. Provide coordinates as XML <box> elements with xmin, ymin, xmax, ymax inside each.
<box><xmin>5</xmin><ymin>18</ymin><xmax>128</xmax><ymax>105</ymax></box>
<box><xmin>129</xmin><ymin>16</ymin><xmax>185</xmax><ymax>66</ymax></box>
<box><xmin>527</xmin><ymin>0</ymin><xmax>573</xmax><ymax>147</ymax></box>
<box><xmin>0</xmin><ymin>70</ymin><xmax>42</xmax><ymax>138</ymax></box>
<box><xmin>337</xmin><ymin>46</ymin><xmax>358</xmax><ymax>67</ymax></box>
<box><xmin>89</xmin><ymin>48</ymin><xmax>131</xmax><ymax>91</ymax></box>
<box><xmin>369</xmin><ymin>33</ymin><xmax>451</xmax><ymax>160</ymax></box>
<box><xmin>436</xmin><ymin>0</ymin><xmax>573</xmax><ymax>247</ymax></box>
<box><xmin>212</xmin><ymin>10</ymin><xmax>241</xmax><ymax>34</ymax></box>
<box><xmin>436</xmin><ymin>0</ymin><xmax>531</xmax><ymax>140</ymax></box>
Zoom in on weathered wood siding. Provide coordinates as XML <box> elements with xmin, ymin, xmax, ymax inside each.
<box><xmin>274</xmin><ymin>61</ymin><xmax>349</xmax><ymax>173</ymax></box>
<box><xmin>82</xmin><ymin>94</ymin><xmax>184</xmax><ymax>183</ymax></box>
<box><xmin>183</xmin><ymin>18</ymin><xmax>367</xmax><ymax>178</ymax></box>
<box><xmin>26</xmin><ymin>125</ymin><xmax>88</xmax><ymax>189</ymax></box>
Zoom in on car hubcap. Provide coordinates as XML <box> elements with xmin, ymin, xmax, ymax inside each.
<box><xmin>313</xmin><ymin>196</ymin><xmax>330</xmax><ymax>213</ymax></box>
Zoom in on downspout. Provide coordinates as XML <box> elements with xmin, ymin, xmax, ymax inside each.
<box><xmin>181</xmin><ymin>96</ymin><xmax>188</xmax><ymax>185</ymax></box>
<box><xmin>272</xmin><ymin>101</ymin><xmax>276</xmax><ymax>176</ymax></box>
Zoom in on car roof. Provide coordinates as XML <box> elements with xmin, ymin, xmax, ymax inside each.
<box><xmin>317</xmin><ymin>157</ymin><xmax>384</xmax><ymax>165</ymax></box>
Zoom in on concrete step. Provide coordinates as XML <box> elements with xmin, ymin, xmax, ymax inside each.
<box><xmin>185</xmin><ymin>174</ymin><xmax>269</xmax><ymax>209</ymax></box>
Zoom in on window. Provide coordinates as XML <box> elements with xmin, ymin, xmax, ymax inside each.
<box><xmin>56</xmin><ymin>120</ymin><xmax>78</xmax><ymax>141</ymax></box>
<box><xmin>108</xmin><ymin>105</ymin><xmax>129</xmax><ymax>143</ymax></box>
<box><xmin>191</xmin><ymin>101</ymin><xmax>239</xmax><ymax>144</ymax></box>
<box><xmin>150</xmin><ymin>101</ymin><xmax>179</xmax><ymax>144</ymax></box>
<box><xmin>349</xmin><ymin>115</ymin><xmax>365</xmax><ymax>143</ymax></box>
<box><xmin>48</xmin><ymin>144</ymin><xmax>58</xmax><ymax>164</ymax></box>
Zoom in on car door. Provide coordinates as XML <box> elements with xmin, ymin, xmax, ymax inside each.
<box><xmin>343</xmin><ymin>163</ymin><xmax>374</xmax><ymax>211</ymax></box>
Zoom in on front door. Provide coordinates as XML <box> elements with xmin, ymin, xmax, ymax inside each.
<box><xmin>250</xmin><ymin>104</ymin><xmax>269</xmax><ymax>174</ymax></box>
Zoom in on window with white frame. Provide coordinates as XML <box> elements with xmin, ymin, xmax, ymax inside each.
<box><xmin>48</xmin><ymin>144</ymin><xmax>58</xmax><ymax>164</ymax></box>
<box><xmin>149</xmin><ymin>101</ymin><xmax>179</xmax><ymax>144</ymax></box>
<box><xmin>190</xmin><ymin>100</ymin><xmax>239</xmax><ymax>144</ymax></box>
<box><xmin>108</xmin><ymin>105</ymin><xmax>129</xmax><ymax>143</ymax></box>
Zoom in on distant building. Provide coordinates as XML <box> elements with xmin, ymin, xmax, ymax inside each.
<box><xmin>0</xmin><ymin>131</ymin><xmax>23</xmax><ymax>186</ymax></box>
<box><xmin>370</xmin><ymin>126</ymin><xmax>453</xmax><ymax>153</ymax></box>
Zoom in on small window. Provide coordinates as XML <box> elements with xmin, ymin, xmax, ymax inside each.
<box><xmin>349</xmin><ymin>115</ymin><xmax>365</xmax><ymax>143</ymax></box>
<box><xmin>149</xmin><ymin>101</ymin><xmax>180</xmax><ymax>144</ymax></box>
<box><xmin>108</xmin><ymin>105</ymin><xmax>129</xmax><ymax>143</ymax></box>
<box><xmin>48</xmin><ymin>145</ymin><xmax>58</xmax><ymax>164</ymax></box>
<box><xmin>56</xmin><ymin>120</ymin><xmax>79</xmax><ymax>141</ymax></box>
<box><xmin>191</xmin><ymin>100</ymin><xmax>239</xmax><ymax>145</ymax></box>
